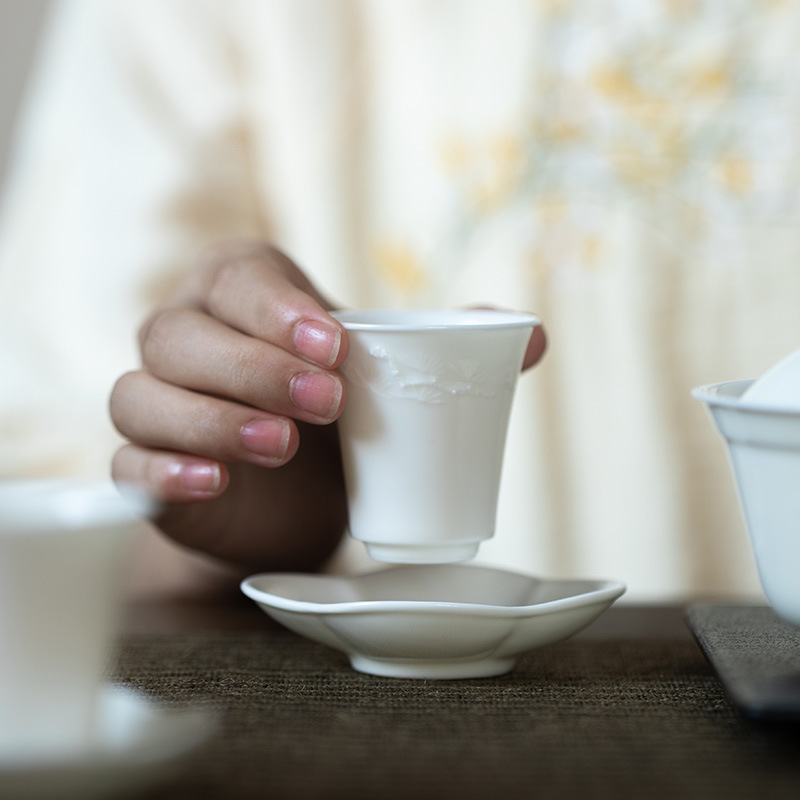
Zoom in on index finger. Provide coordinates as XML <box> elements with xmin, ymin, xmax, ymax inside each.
<box><xmin>194</xmin><ymin>244</ymin><xmax>349</xmax><ymax>370</ymax></box>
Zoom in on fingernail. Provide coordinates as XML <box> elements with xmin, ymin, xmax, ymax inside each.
<box><xmin>180</xmin><ymin>462</ymin><xmax>221</xmax><ymax>493</ymax></box>
<box><xmin>293</xmin><ymin>321</ymin><xmax>341</xmax><ymax>367</ymax></box>
<box><xmin>290</xmin><ymin>372</ymin><xmax>342</xmax><ymax>419</ymax></box>
<box><xmin>241</xmin><ymin>418</ymin><xmax>291</xmax><ymax>460</ymax></box>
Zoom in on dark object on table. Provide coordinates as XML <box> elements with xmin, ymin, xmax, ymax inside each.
<box><xmin>686</xmin><ymin>603</ymin><xmax>800</xmax><ymax>721</ymax></box>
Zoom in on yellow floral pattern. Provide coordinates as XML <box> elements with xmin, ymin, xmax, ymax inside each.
<box><xmin>372</xmin><ymin>241</ymin><xmax>429</xmax><ymax>298</ymax></box>
<box><xmin>374</xmin><ymin>0</ymin><xmax>800</xmax><ymax>294</ymax></box>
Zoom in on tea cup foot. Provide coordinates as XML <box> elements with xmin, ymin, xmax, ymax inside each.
<box><xmin>364</xmin><ymin>542</ymin><xmax>479</xmax><ymax>564</ymax></box>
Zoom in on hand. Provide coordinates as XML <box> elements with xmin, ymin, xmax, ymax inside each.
<box><xmin>110</xmin><ymin>242</ymin><xmax>350</xmax><ymax>572</ymax></box>
<box><xmin>110</xmin><ymin>240</ymin><xmax>548</xmax><ymax>577</ymax></box>
<box><xmin>524</xmin><ymin>326</ymin><xmax>547</xmax><ymax>369</ymax></box>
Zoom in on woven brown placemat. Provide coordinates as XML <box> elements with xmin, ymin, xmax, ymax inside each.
<box><xmin>114</xmin><ymin>627</ymin><xmax>800</xmax><ymax>800</ymax></box>
<box><xmin>687</xmin><ymin>604</ymin><xmax>800</xmax><ymax>720</ymax></box>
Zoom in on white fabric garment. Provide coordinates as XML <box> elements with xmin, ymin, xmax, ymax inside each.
<box><xmin>3</xmin><ymin>0</ymin><xmax>800</xmax><ymax>600</ymax></box>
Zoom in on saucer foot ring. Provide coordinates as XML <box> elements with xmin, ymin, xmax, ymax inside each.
<box><xmin>349</xmin><ymin>654</ymin><xmax>516</xmax><ymax>680</ymax></box>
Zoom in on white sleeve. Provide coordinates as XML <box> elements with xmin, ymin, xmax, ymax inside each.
<box><xmin>0</xmin><ymin>0</ymin><xmax>267</xmax><ymax>478</ymax></box>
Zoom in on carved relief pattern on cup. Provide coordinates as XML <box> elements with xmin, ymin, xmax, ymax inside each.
<box><xmin>342</xmin><ymin>344</ymin><xmax>513</xmax><ymax>403</ymax></box>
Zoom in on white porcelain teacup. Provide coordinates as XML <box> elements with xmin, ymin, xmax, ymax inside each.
<box><xmin>694</xmin><ymin>380</ymin><xmax>800</xmax><ymax>627</ymax></box>
<box><xmin>0</xmin><ymin>479</ymin><xmax>151</xmax><ymax>757</ymax></box>
<box><xmin>333</xmin><ymin>309</ymin><xmax>539</xmax><ymax>564</ymax></box>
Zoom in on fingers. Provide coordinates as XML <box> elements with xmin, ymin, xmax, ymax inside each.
<box><xmin>110</xmin><ymin>244</ymin><xmax>349</xmax><ymax>508</ymax></box>
<box><xmin>184</xmin><ymin>243</ymin><xmax>348</xmax><ymax>370</ymax></box>
<box><xmin>110</xmin><ymin>371</ymin><xmax>300</xmax><ymax>467</ymax></box>
<box><xmin>140</xmin><ymin>307</ymin><xmax>344</xmax><ymax>425</ymax></box>
<box><xmin>113</xmin><ymin>238</ymin><xmax>548</xmax><ymax>518</ymax></box>
<box><xmin>522</xmin><ymin>323</ymin><xmax>547</xmax><ymax>371</ymax></box>
<box><xmin>466</xmin><ymin>304</ymin><xmax>547</xmax><ymax>372</ymax></box>
<box><xmin>112</xmin><ymin>443</ymin><xmax>229</xmax><ymax>504</ymax></box>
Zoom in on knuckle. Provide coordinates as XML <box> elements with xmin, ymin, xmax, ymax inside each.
<box><xmin>138</xmin><ymin>307</ymin><xmax>192</xmax><ymax>367</ymax></box>
<box><xmin>205</xmin><ymin>257</ymin><xmax>240</xmax><ymax>318</ymax></box>
<box><xmin>109</xmin><ymin>371</ymin><xmax>139</xmax><ymax>422</ymax></box>
<box><xmin>205</xmin><ymin>242</ymin><xmax>296</xmax><ymax>306</ymax></box>
<box><xmin>138</xmin><ymin>308</ymin><xmax>172</xmax><ymax>360</ymax></box>
<box><xmin>263</xmin><ymin>244</ymin><xmax>295</xmax><ymax>278</ymax></box>
<box><xmin>179</xmin><ymin>402</ymin><xmax>234</xmax><ymax>461</ymax></box>
<box><xmin>197</xmin><ymin>241</ymin><xmax>234</xmax><ymax>269</ymax></box>
<box><xmin>199</xmin><ymin>239</ymin><xmax>268</xmax><ymax>269</ymax></box>
<box><xmin>110</xmin><ymin>445</ymin><xmax>132</xmax><ymax>483</ymax></box>
<box><xmin>228</xmin><ymin>345</ymin><xmax>269</xmax><ymax>394</ymax></box>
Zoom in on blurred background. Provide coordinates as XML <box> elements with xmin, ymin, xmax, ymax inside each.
<box><xmin>4</xmin><ymin>1</ymin><xmax>800</xmax><ymax>603</ymax></box>
<box><xmin>0</xmin><ymin>1</ymin><xmax>49</xmax><ymax>184</ymax></box>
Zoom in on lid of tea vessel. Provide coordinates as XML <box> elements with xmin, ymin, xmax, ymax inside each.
<box><xmin>741</xmin><ymin>349</ymin><xmax>800</xmax><ymax>410</ymax></box>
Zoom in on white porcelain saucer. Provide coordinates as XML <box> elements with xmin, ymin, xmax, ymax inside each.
<box><xmin>241</xmin><ymin>564</ymin><xmax>626</xmax><ymax>679</ymax></box>
<box><xmin>0</xmin><ymin>684</ymin><xmax>216</xmax><ymax>800</ymax></box>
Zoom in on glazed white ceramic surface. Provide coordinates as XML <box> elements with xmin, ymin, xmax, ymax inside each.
<box><xmin>0</xmin><ymin>685</ymin><xmax>215</xmax><ymax>800</ymax></box>
<box><xmin>241</xmin><ymin>564</ymin><xmax>625</xmax><ymax>679</ymax></box>
<box><xmin>332</xmin><ymin>309</ymin><xmax>539</xmax><ymax>564</ymax></box>
<box><xmin>694</xmin><ymin>380</ymin><xmax>800</xmax><ymax>627</ymax></box>
<box><xmin>0</xmin><ymin>479</ymin><xmax>152</xmax><ymax>756</ymax></box>
<box><xmin>741</xmin><ymin>349</ymin><xmax>800</xmax><ymax>410</ymax></box>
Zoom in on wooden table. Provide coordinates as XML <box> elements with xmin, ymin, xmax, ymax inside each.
<box><xmin>116</xmin><ymin>599</ymin><xmax>800</xmax><ymax>800</ymax></box>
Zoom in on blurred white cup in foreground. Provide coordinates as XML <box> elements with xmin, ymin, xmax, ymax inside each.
<box><xmin>0</xmin><ymin>479</ymin><xmax>151</xmax><ymax>758</ymax></box>
<box><xmin>694</xmin><ymin>379</ymin><xmax>800</xmax><ymax>627</ymax></box>
<box><xmin>333</xmin><ymin>309</ymin><xmax>539</xmax><ymax>564</ymax></box>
